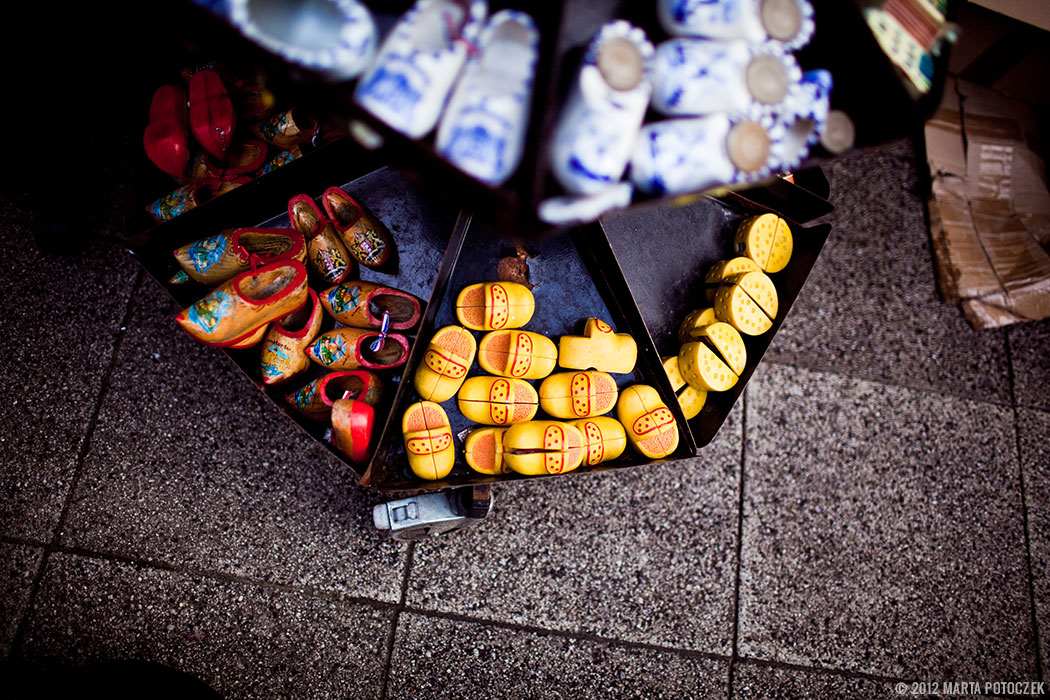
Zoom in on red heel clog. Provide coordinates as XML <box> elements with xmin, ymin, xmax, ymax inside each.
<box><xmin>143</xmin><ymin>84</ymin><xmax>190</xmax><ymax>179</ymax></box>
<box><xmin>330</xmin><ymin>399</ymin><xmax>376</xmax><ymax>464</ymax></box>
<box><xmin>189</xmin><ymin>69</ymin><xmax>236</xmax><ymax>160</ymax></box>
<box><xmin>285</xmin><ymin>370</ymin><xmax>383</xmax><ymax>421</ymax></box>
<box><xmin>319</xmin><ymin>281</ymin><xmax>421</xmax><ymax>331</ymax></box>
<box><xmin>304</xmin><ymin>328</ymin><xmax>410</xmax><ymax>371</ymax></box>
<box><xmin>260</xmin><ymin>288</ymin><xmax>325</xmax><ymax>385</ymax></box>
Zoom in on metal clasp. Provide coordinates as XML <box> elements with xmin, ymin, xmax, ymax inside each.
<box><xmin>373</xmin><ymin>485</ymin><xmax>494</xmax><ymax>540</ymax></box>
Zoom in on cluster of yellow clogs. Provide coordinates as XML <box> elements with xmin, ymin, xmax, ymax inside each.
<box><xmin>664</xmin><ymin>213</ymin><xmax>793</xmax><ymax>418</ymax></box>
<box><xmin>403</xmin><ymin>281</ymin><xmax>680</xmax><ymax>482</ymax></box>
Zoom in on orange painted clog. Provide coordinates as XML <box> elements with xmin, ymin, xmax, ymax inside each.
<box><xmin>569</xmin><ymin>416</ymin><xmax>627</xmax><ymax>466</ymax></box>
<box><xmin>457</xmin><ymin>376</ymin><xmax>538</xmax><ymax>426</ymax></box>
<box><xmin>616</xmin><ymin>384</ymin><xmax>680</xmax><ymax>459</ymax></box>
<box><xmin>477</xmin><ymin>330</ymin><xmax>557</xmax><ymax>379</ymax></box>
<box><xmin>502</xmin><ymin>420</ymin><xmax>585</xmax><ymax>476</ymax></box>
<box><xmin>305</xmin><ymin>328</ymin><xmax>410</xmax><ymax>371</ymax></box>
<box><xmin>171</xmin><ymin>227</ymin><xmax>306</xmax><ymax>286</ymax></box>
<box><xmin>289</xmin><ymin>194</ymin><xmax>352</xmax><ymax>285</ymax></box>
<box><xmin>455</xmin><ymin>282</ymin><xmax>534</xmax><ymax>331</ymax></box>
<box><xmin>260</xmin><ymin>287</ymin><xmax>325</xmax><ymax>385</ymax></box>
<box><xmin>319</xmin><ymin>281</ymin><xmax>421</xmax><ymax>331</ymax></box>
<box><xmin>538</xmin><ymin>370</ymin><xmax>618</xmax><ymax>419</ymax></box>
<box><xmin>285</xmin><ymin>369</ymin><xmax>382</xmax><ymax>422</ymax></box>
<box><xmin>557</xmin><ymin>318</ymin><xmax>636</xmax><ymax>374</ymax></box>
<box><xmin>403</xmin><ymin>401</ymin><xmax>455</xmax><ymax>481</ymax></box>
<box><xmin>414</xmin><ymin>325</ymin><xmax>477</xmax><ymax>403</ymax></box>
<box><xmin>330</xmin><ymin>398</ymin><xmax>376</xmax><ymax>464</ymax></box>
<box><xmin>322</xmin><ymin>187</ymin><xmax>395</xmax><ymax>270</ymax></box>
<box><xmin>464</xmin><ymin>427</ymin><xmax>510</xmax><ymax>475</ymax></box>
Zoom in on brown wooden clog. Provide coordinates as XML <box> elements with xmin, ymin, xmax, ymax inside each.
<box><xmin>171</xmin><ymin>227</ymin><xmax>306</xmax><ymax>286</ymax></box>
<box><xmin>322</xmin><ymin>187</ymin><xmax>395</xmax><ymax>269</ymax></box>
<box><xmin>304</xmin><ymin>328</ymin><xmax>410</xmax><ymax>370</ymax></box>
<box><xmin>288</xmin><ymin>194</ymin><xmax>352</xmax><ymax>285</ymax></box>
<box><xmin>260</xmin><ymin>288</ymin><xmax>324</xmax><ymax>385</ymax></box>
<box><xmin>319</xmin><ymin>281</ymin><xmax>421</xmax><ymax>330</ymax></box>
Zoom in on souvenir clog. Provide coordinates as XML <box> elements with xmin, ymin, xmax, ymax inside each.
<box><xmin>502</xmin><ymin>420</ymin><xmax>585</xmax><ymax>476</ymax></box>
<box><xmin>464</xmin><ymin>427</ymin><xmax>510</xmax><ymax>475</ymax></box>
<box><xmin>568</xmin><ymin>416</ymin><xmax>627</xmax><ymax>466</ymax></box>
<box><xmin>285</xmin><ymin>369</ymin><xmax>382</xmax><ymax>422</ymax></box>
<box><xmin>767</xmin><ymin>69</ymin><xmax>833</xmax><ymax>173</ymax></box>
<box><xmin>261</xmin><ymin>288</ymin><xmax>325</xmax><ymax>385</ymax></box>
<box><xmin>704</xmin><ymin>257</ymin><xmax>761</xmax><ymax>301</ymax></box>
<box><xmin>455</xmin><ymin>282</ymin><xmax>534</xmax><ymax>331</ymax></box>
<box><xmin>305</xmin><ymin>328</ymin><xmax>410</xmax><ymax>370</ymax></box>
<box><xmin>414</xmin><ymin>325</ymin><xmax>477</xmax><ymax>402</ymax></box>
<box><xmin>457</xmin><ymin>376</ymin><xmax>538</xmax><ymax>426</ymax></box>
<box><xmin>616</xmin><ymin>384</ymin><xmax>680</xmax><ymax>459</ymax></box>
<box><xmin>734</xmin><ymin>212</ymin><xmax>793</xmax><ymax>273</ymax></box>
<box><xmin>694</xmin><ymin>321</ymin><xmax>748</xmax><ymax>376</ymax></box>
<box><xmin>188</xmin><ymin>69</ymin><xmax>236</xmax><ymax>160</ymax></box>
<box><xmin>713</xmin><ymin>282</ymin><xmax>773</xmax><ymax>336</ymax></box>
<box><xmin>658</xmin><ymin>0</ymin><xmax>815</xmax><ymax>51</ymax></box>
<box><xmin>557</xmin><ymin>318</ymin><xmax>636</xmax><ymax>374</ymax></box>
<box><xmin>143</xmin><ymin>84</ymin><xmax>190</xmax><ymax>179</ymax></box>
<box><xmin>403</xmin><ymin>401</ymin><xmax>456</xmax><ymax>480</ymax></box>
<box><xmin>538</xmin><ymin>371</ymin><xmax>618</xmax><ymax>420</ymax></box>
<box><xmin>288</xmin><ymin>194</ymin><xmax>352</xmax><ymax>285</ymax></box>
<box><xmin>677</xmin><ymin>307</ymin><xmax>718</xmax><ymax>344</ymax></box>
<box><xmin>227</xmin><ymin>322</ymin><xmax>270</xmax><ymax>349</ymax></box>
<box><xmin>679</xmin><ymin>341</ymin><xmax>738</xmax><ymax>392</ymax></box>
<box><xmin>354</xmin><ymin>0</ymin><xmax>488</xmax><ymax>139</ymax></box>
<box><xmin>319</xmin><ymin>281</ymin><xmax>421</xmax><ymax>331</ymax></box>
<box><xmin>252</xmin><ymin>108</ymin><xmax>319</xmax><ymax>150</ymax></box>
<box><xmin>477</xmin><ymin>330</ymin><xmax>557</xmax><ymax>379</ymax></box>
<box><xmin>330</xmin><ymin>398</ymin><xmax>376</xmax><ymax>464</ymax></box>
<box><xmin>175</xmin><ymin>260</ymin><xmax>309</xmax><ymax>348</ymax></box>
<box><xmin>322</xmin><ymin>187</ymin><xmax>395</xmax><ymax>269</ymax></box>
<box><xmin>172</xmin><ymin>227</ymin><xmax>307</xmax><ymax>286</ymax></box>
<box><xmin>435</xmin><ymin>9</ymin><xmax>539</xmax><ymax>186</ymax></box>
<box><xmin>725</xmin><ymin>270</ymin><xmax>778</xmax><ymax>320</ymax></box>
<box><xmin>661</xmin><ymin>355</ymin><xmax>707</xmax><ymax>420</ymax></box>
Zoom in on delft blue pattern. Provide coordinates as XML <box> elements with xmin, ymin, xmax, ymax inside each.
<box><xmin>187</xmin><ymin>232</ymin><xmax>229</xmax><ymax>274</ymax></box>
<box><xmin>671</xmin><ymin>0</ymin><xmax>740</xmax><ymax>27</ymax></box>
<box><xmin>356</xmin><ymin>59</ymin><xmax>426</xmax><ymax>121</ymax></box>
<box><xmin>187</xmin><ymin>289</ymin><xmax>234</xmax><ymax>333</ymax></box>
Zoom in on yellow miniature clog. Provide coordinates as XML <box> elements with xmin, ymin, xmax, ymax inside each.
<box><xmin>724</xmin><ymin>270</ymin><xmax>778</xmax><ymax>320</ymax></box>
<box><xmin>677</xmin><ymin>307</ymin><xmax>718</xmax><ymax>344</ymax></box>
<box><xmin>558</xmin><ymin>318</ymin><xmax>636</xmax><ymax>374</ymax></box>
<box><xmin>414</xmin><ymin>325</ymin><xmax>477</xmax><ymax>402</ymax></box>
<box><xmin>704</xmin><ymin>257</ymin><xmax>761</xmax><ymax>302</ymax></box>
<box><xmin>455</xmin><ymin>282</ymin><xmax>535</xmax><ymax>331</ymax></box>
<box><xmin>502</xmin><ymin>420</ymin><xmax>585</xmax><ymax>476</ymax></box>
<box><xmin>661</xmin><ymin>355</ymin><xmax>707</xmax><ymax>420</ymax></box>
<box><xmin>402</xmin><ymin>401</ymin><xmax>455</xmax><ymax>481</ymax></box>
<box><xmin>694</xmin><ymin>321</ymin><xmax>747</xmax><ymax>376</ymax></box>
<box><xmin>714</xmin><ymin>282</ymin><xmax>773</xmax><ymax>336</ymax></box>
<box><xmin>464</xmin><ymin>427</ymin><xmax>510</xmax><ymax>475</ymax></box>
<box><xmin>569</xmin><ymin>416</ymin><xmax>627</xmax><ymax>466</ymax></box>
<box><xmin>457</xmin><ymin>376</ymin><xmax>538</xmax><ymax>426</ymax></box>
<box><xmin>679</xmin><ymin>341</ymin><xmax>738</xmax><ymax>392</ymax></box>
<box><xmin>616</xmin><ymin>384</ymin><xmax>680</xmax><ymax>459</ymax></box>
<box><xmin>477</xmin><ymin>330</ymin><xmax>558</xmax><ymax>379</ymax></box>
<box><xmin>538</xmin><ymin>371</ymin><xmax>618</xmax><ymax>419</ymax></box>
<box><xmin>734</xmin><ymin>212</ymin><xmax>793</xmax><ymax>273</ymax></box>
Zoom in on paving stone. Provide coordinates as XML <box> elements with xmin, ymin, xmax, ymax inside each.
<box><xmin>1018</xmin><ymin>408</ymin><xmax>1050</xmax><ymax>679</ymax></box>
<box><xmin>733</xmin><ymin>663</ymin><xmax>915</xmax><ymax>699</ymax></box>
<box><xmin>0</xmin><ymin>544</ymin><xmax>44</xmax><ymax>659</ymax></box>
<box><xmin>61</xmin><ymin>280</ymin><xmax>407</xmax><ymax>602</ymax></box>
<box><xmin>388</xmin><ymin>612</ymin><xmax>728</xmax><ymax>700</ymax></box>
<box><xmin>406</xmin><ymin>406</ymin><xmax>742</xmax><ymax>654</ymax></box>
<box><xmin>765</xmin><ymin>138</ymin><xmax>1011</xmax><ymax>403</ymax></box>
<box><xmin>12</xmin><ymin>552</ymin><xmax>390</xmax><ymax>700</ymax></box>
<box><xmin>1009</xmin><ymin>320</ymin><xmax>1050</xmax><ymax>412</ymax></box>
<box><xmin>738</xmin><ymin>363</ymin><xmax>1036</xmax><ymax>679</ymax></box>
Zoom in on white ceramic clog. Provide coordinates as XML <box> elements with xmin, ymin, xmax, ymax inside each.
<box><xmin>764</xmin><ymin>68</ymin><xmax>833</xmax><ymax>173</ymax></box>
<box><xmin>659</xmin><ymin>0</ymin><xmax>815</xmax><ymax>51</ymax></box>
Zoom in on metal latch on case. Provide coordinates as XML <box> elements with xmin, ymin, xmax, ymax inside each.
<box><xmin>373</xmin><ymin>485</ymin><xmax>494</xmax><ymax>540</ymax></box>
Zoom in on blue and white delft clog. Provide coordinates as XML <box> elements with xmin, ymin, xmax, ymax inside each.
<box><xmin>764</xmin><ymin>68</ymin><xmax>832</xmax><ymax>173</ymax></box>
<box><xmin>659</xmin><ymin>0</ymin><xmax>815</xmax><ymax>51</ymax></box>
<box><xmin>354</xmin><ymin>0</ymin><xmax>488</xmax><ymax>139</ymax></box>
<box><xmin>435</xmin><ymin>9</ymin><xmax>540</xmax><ymax>186</ymax></box>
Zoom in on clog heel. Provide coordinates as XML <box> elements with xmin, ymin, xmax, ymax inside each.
<box><xmin>330</xmin><ymin>399</ymin><xmax>376</xmax><ymax>464</ymax></box>
<box><xmin>321</xmin><ymin>187</ymin><xmax>395</xmax><ymax>270</ymax></box>
<box><xmin>288</xmin><ymin>194</ymin><xmax>352</xmax><ymax>284</ymax></box>
<box><xmin>260</xmin><ymin>288</ymin><xmax>325</xmax><ymax>385</ymax></box>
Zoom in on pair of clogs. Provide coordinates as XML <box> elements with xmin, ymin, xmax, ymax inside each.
<box><xmin>286</xmin><ymin>370</ymin><xmax>383</xmax><ymax>464</ymax></box>
<box><xmin>144</xmin><ymin>69</ymin><xmax>236</xmax><ymax>179</ymax></box>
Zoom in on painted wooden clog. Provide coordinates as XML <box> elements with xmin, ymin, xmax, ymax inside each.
<box><xmin>464</xmin><ymin>426</ymin><xmax>510</xmax><ymax>475</ymax></box>
<box><xmin>260</xmin><ymin>287</ymin><xmax>324</xmax><ymax>385</ymax></box>
<box><xmin>171</xmin><ymin>227</ymin><xmax>307</xmax><ymax>286</ymax></box>
<box><xmin>252</xmin><ymin>108</ymin><xmax>320</xmax><ymax>150</ymax></box>
<box><xmin>354</xmin><ymin>0</ymin><xmax>488</xmax><ymax>139</ymax></box>
<box><xmin>143</xmin><ymin>84</ymin><xmax>190</xmax><ymax>179</ymax></box>
<box><xmin>414</xmin><ymin>325</ymin><xmax>477</xmax><ymax>403</ymax></box>
<box><xmin>616</xmin><ymin>384</ymin><xmax>680</xmax><ymax>459</ymax></box>
<box><xmin>734</xmin><ymin>212</ymin><xmax>792</xmax><ymax>272</ymax></box>
<box><xmin>175</xmin><ymin>260</ymin><xmax>309</xmax><ymax>348</ymax></box>
<box><xmin>658</xmin><ymin>0</ymin><xmax>814</xmax><ymax>51</ymax></box>
<box><xmin>188</xmin><ymin>69</ymin><xmax>236</xmax><ymax>161</ymax></box>
<box><xmin>403</xmin><ymin>400</ymin><xmax>456</xmax><ymax>480</ymax></box>
<box><xmin>285</xmin><ymin>369</ymin><xmax>382</xmax><ymax>422</ymax></box>
<box><xmin>330</xmin><ymin>398</ymin><xmax>376</xmax><ymax>464</ymax></box>
<box><xmin>557</xmin><ymin>318</ymin><xmax>636</xmax><ymax>374</ymax></box>
<box><xmin>477</xmin><ymin>330</ymin><xmax>557</xmax><ymax>379</ymax></box>
<box><xmin>305</xmin><ymin>328</ymin><xmax>410</xmax><ymax>370</ymax></box>
<box><xmin>288</xmin><ymin>194</ymin><xmax>352</xmax><ymax>285</ymax></box>
<box><xmin>538</xmin><ymin>371</ymin><xmax>618</xmax><ymax>420</ymax></box>
<box><xmin>457</xmin><ymin>375</ymin><xmax>538</xmax><ymax>426</ymax></box>
<box><xmin>322</xmin><ymin>187</ymin><xmax>395</xmax><ymax>269</ymax></box>
<box><xmin>568</xmin><ymin>416</ymin><xmax>627</xmax><ymax>466</ymax></box>
<box><xmin>319</xmin><ymin>281</ymin><xmax>421</xmax><ymax>331</ymax></box>
<box><xmin>677</xmin><ymin>307</ymin><xmax>718</xmax><ymax>344</ymax></box>
<box><xmin>455</xmin><ymin>281</ymin><xmax>534</xmax><ymax>331</ymax></box>
<box><xmin>661</xmin><ymin>355</ymin><xmax>707</xmax><ymax>420</ymax></box>
<box><xmin>435</xmin><ymin>9</ymin><xmax>539</xmax><ymax>186</ymax></box>
<box><xmin>502</xmin><ymin>420</ymin><xmax>585</xmax><ymax>476</ymax></box>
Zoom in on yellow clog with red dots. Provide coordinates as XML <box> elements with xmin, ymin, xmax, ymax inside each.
<box><xmin>502</xmin><ymin>420</ymin><xmax>585</xmax><ymax>476</ymax></box>
<box><xmin>734</xmin><ymin>212</ymin><xmax>793</xmax><ymax>273</ymax></box>
<box><xmin>414</xmin><ymin>325</ymin><xmax>477</xmax><ymax>402</ymax></box>
<box><xmin>402</xmin><ymin>401</ymin><xmax>455</xmax><ymax>481</ymax></box>
<box><xmin>569</xmin><ymin>416</ymin><xmax>627</xmax><ymax>466</ymax></box>
<box><xmin>538</xmin><ymin>370</ymin><xmax>619</xmax><ymax>419</ymax></box>
<box><xmin>677</xmin><ymin>307</ymin><xmax>718</xmax><ymax>344</ymax></box>
<box><xmin>616</xmin><ymin>384</ymin><xmax>680</xmax><ymax>459</ymax></box>
<box><xmin>455</xmin><ymin>282</ymin><xmax>535</xmax><ymax>331</ymax></box>
<box><xmin>464</xmin><ymin>427</ymin><xmax>510</xmax><ymax>475</ymax></box>
<box><xmin>557</xmin><ymin>318</ymin><xmax>636</xmax><ymax>374</ymax></box>
<box><xmin>679</xmin><ymin>341</ymin><xmax>738</xmax><ymax>392</ymax></box>
<box><xmin>457</xmin><ymin>376</ymin><xmax>538</xmax><ymax>426</ymax></box>
<box><xmin>661</xmin><ymin>355</ymin><xmax>707</xmax><ymax>420</ymax></box>
<box><xmin>477</xmin><ymin>330</ymin><xmax>557</xmax><ymax>379</ymax></box>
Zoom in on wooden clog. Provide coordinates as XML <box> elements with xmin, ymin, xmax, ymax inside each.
<box><xmin>414</xmin><ymin>325</ymin><xmax>477</xmax><ymax>403</ymax></box>
<box><xmin>305</xmin><ymin>328</ymin><xmax>410</xmax><ymax>371</ymax></box>
<box><xmin>330</xmin><ymin>398</ymin><xmax>376</xmax><ymax>464</ymax></box>
<box><xmin>403</xmin><ymin>401</ymin><xmax>455</xmax><ymax>481</ymax></box>
<box><xmin>288</xmin><ymin>194</ymin><xmax>352</xmax><ymax>285</ymax></box>
<box><xmin>502</xmin><ymin>420</ymin><xmax>585</xmax><ymax>476</ymax></box>
<box><xmin>677</xmin><ymin>307</ymin><xmax>718</xmax><ymax>344</ymax></box>
<box><xmin>227</xmin><ymin>322</ymin><xmax>269</xmax><ymax>349</ymax></box>
<box><xmin>322</xmin><ymin>187</ymin><xmax>395</xmax><ymax>269</ymax></box>
<box><xmin>260</xmin><ymin>288</ymin><xmax>324</xmax><ymax>385</ymax></box>
<box><xmin>188</xmin><ymin>69</ymin><xmax>236</xmax><ymax>160</ymax></box>
<box><xmin>477</xmin><ymin>330</ymin><xmax>557</xmax><ymax>379</ymax></box>
<box><xmin>143</xmin><ymin>84</ymin><xmax>190</xmax><ymax>179</ymax></box>
<box><xmin>569</xmin><ymin>416</ymin><xmax>627</xmax><ymax>466</ymax></box>
<box><xmin>661</xmin><ymin>355</ymin><xmax>707</xmax><ymax>420</ymax></box>
<box><xmin>172</xmin><ymin>227</ymin><xmax>306</xmax><ymax>286</ymax></box>
<box><xmin>557</xmin><ymin>318</ymin><xmax>637</xmax><ymax>374</ymax></box>
<box><xmin>455</xmin><ymin>282</ymin><xmax>534</xmax><ymax>331</ymax></box>
<box><xmin>285</xmin><ymin>369</ymin><xmax>382</xmax><ymax>422</ymax></box>
<box><xmin>713</xmin><ymin>281</ymin><xmax>773</xmax><ymax>336</ymax></box>
<box><xmin>251</xmin><ymin>107</ymin><xmax>319</xmax><ymax>150</ymax></box>
<box><xmin>175</xmin><ymin>260</ymin><xmax>309</xmax><ymax>348</ymax></box>
<box><xmin>464</xmin><ymin>427</ymin><xmax>510</xmax><ymax>475</ymax></box>
<box><xmin>678</xmin><ymin>341</ymin><xmax>737</xmax><ymax>392</ymax></box>
<box><xmin>704</xmin><ymin>257</ymin><xmax>761</xmax><ymax>302</ymax></box>
<box><xmin>457</xmin><ymin>376</ymin><xmax>538</xmax><ymax>426</ymax></box>
<box><xmin>616</xmin><ymin>384</ymin><xmax>679</xmax><ymax>459</ymax></box>
<box><xmin>538</xmin><ymin>370</ymin><xmax>618</xmax><ymax>419</ymax></box>
<box><xmin>734</xmin><ymin>212</ymin><xmax>793</xmax><ymax>273</ymax></box>
<box><xmin>319</xmin><ymin>281</ymin><xmax>421</xmax><ymax>331</ymax></box>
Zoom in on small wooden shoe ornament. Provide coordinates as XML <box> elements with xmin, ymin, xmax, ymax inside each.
<box><xmin>330</xmin><ymin>398</ymin><xmax>376</xmax><ymax>464</ymax></box>
<box><xmin>403</xmin><ymin>401</ymin><xmax>456</xmax><ymax>481</ymax></box>
<box><xmin>260</xmin><ymin>288</ymin><xmax>325</xmax><ymax>385</ymax></box>
<box><xmin>305</xmin><ymin>328</ymin><xmax>410</xmax><ymax>370</ymax></box>
<box><xmin>171</xmin><ymin>227</ymin><xmax>306</xmax><ymax>286</ymax></box>
<box><xmin>289</xmin><ymin>194</ymin><xmax>352</xmax><ymax>285</ymax></box>
<box><xmin>414</xmin><ymin>325</ymin><xmax>477</xmax><ymax>403</ymax></box>
<box><xmin>319</xmin><ymin>281</ymin><xmax>421</xmax><ymax>331</ymax></box>
<box><xmin>477</xmin><ymin>330</ymin><xmax>557</xmax><ymax>379</ymax></box>
<box><xmin>285</xmin><ymin>370</ymin><xmax>382</xmax><ymax>422</ymax></box>
<box><xmin>569</xmin><ymin>416</ymin><xmax>627</xmax><ymax>466</ymax></box>
<box><xmin>616</xmin><ymin>384</ymin><xmax>679</xmax><ymax>459</ymax></box>
<box><xmin>455</xmin><ymin>282</ymin><xmax>534</xmax><ymax>331</ymax></box>
<box><xmin>322</xmin><ymin>187</ymin><xmax>395</xmax><ymax>270</ymax></box>
<box><xmin>464</xmin><ymin>427</ymin><xmax>510</xmax><ymax>475</ymax></box>
<box><xmin>558</xmin><ymin>318</ymin><xmax>637</xmax><ymax>374</ymax></box>
<box><xmin>457</xmin><ymin>376</ymin><xmax>538</xmax><ymax>426</ymax></box>
<box><xmin>502</xmin><ymin>420</ymin><xmax>585</xmax><ymax>476</ymax></box>
<box><xmin>538</xmin><ymin>371</ymin><xmax>618</xmax><ymax>419</ymax></box>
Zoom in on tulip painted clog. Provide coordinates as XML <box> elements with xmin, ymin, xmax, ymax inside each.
<box><xmin>477</xmin><ymin>330</ymin><xmax>557</xmax><ymax>379</ymax></box>
<box><xmin>538</xmin><ymin>371</ymin><xmax>618</xmax><ymax>420</ymax></box>
<box><xmin>172</xmin><ymin>227</ymin><xmax>307</xmax><ymax>286</ymax></box>
<box><xmin>502</xmin><ymin>420</ymin><xmax>585</xmax><ymax>476</ymax></box>
<box><xmin>414</xmin><ymin>325</ymin><xmax>477</xmax><ymax>402</ymax></box>
<box><xmin>322</xmin><ymin>187</ymin><xmax>395</xmax><ymax>269</ymax></box>
<box><xmin>557</xmin><ymin>318</ymin><xmax>636</xmax><ymax>374</ymax></box>
<box><xmin>403</xmin><ymin>400</ymin><xmax>456</xmax><ymax>480</ymax></box>
<box><xmin>616</xmin><ymin>384</ymin><xmax>680</xmax><ymax>459</ymax></box>
<box><xmin>457</xmin><ymin>376</ymin><xmax>538</xmax><ymax>426</ymax></box>
<box><xmin>569</xmin><ymin>416</ymin><xmax>627</xmax><ymax>466</ymax></box>
<box><xmin>455</xmin><ymin>282</ymin><xmax>534</xmax><ymax>331</ymax></box>
<box><xmin>319</xmin><ymin>281</ymin><xmax>421</xmax><ymax>331</ymax></box>
<box><xmin>305</xmin><ymin>328</ymin><xmax>410</xmax><ymax>370</ymax></box>
<box><xmin>285</xmin><ymin>369</ymin><xmax>382</xmax><ymax>422</ymax></box>
<box><xmin>260</xmin><ymin>287</ymin><xmax>325</xmax><ymax>385</ymax></box>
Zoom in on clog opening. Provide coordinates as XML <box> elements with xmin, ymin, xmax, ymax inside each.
<box><xmin>241</xmin><ymin>230</ymin><xmax>295</xmax><ymax>258</ymax></box>
<box><xmin>326</xmin><ymin>191</ymin><xmax>362</xmax><ymax>227</ymax></box>
<box><xmin>326</xmin><ymin>374</ymin><xmax>370</xmax><ymax>403</ymax></box>
<box><xmin>244</xmin><ymin>0</ymin><xmax>346</xmax><ymax>50</ymax></box>
<box><xmin>362</xmin><ymin>337</ymin><xmax>406</xmax><ymax>365</ymax></box>
<box><xmin>370</xmin><ymin>294</ymin><xmax>418</xmax><ymax>324</ymax></box>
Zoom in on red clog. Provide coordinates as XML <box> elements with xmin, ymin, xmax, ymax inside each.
<box><xmin>330</xmin><ymin>398</ymin><xmax>376</xmax><ymax>464</ymax></box>
<box><xmin>189</xmin><ymin>69</ymin><xmax>236</xmax><ymax>160</ymax></box>
<box><xmin>143</xmin><ymin>85</ymin><xmax>190</xmax><ymax>179</ymax></box>
<box><xmin>285</xmin><ymin>369</ymin><xmax>383</xmax><ymax>422</ymax></box>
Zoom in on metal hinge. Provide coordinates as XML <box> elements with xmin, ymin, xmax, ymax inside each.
<box><xmin>373</xmin><ymin>485</ymin><xmax>494</xmax><ymax>540</ymax></box>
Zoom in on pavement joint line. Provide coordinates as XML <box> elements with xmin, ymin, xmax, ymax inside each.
<box><xmin>8</xmin><ymin>268</ymin><xmax>144</xmax><ymax>659</ymax></box>
<box><xmin>380</xmin><ymin>541</ymin><xmax>416</xmax><ymax>700</ymax></box>
<box><xmin>727</xmin><ymin>389</ymin><xmax>748</xmax><ymax>699</ymax></box>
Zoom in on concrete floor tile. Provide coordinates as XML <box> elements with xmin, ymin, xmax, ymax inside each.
<box><xmin>61</xmin><ymin>280</ymin><xmax>407</xmax><ymax>602</ymax></box>
<box><xmin>1010</xmin><ymin>321</ymin><xmax>1050</xmax><ymax>412</ymax></box>
<box><xmin>0</xmin><ymin>544</ymin><xmax>44</xmax><ymax>659</ymax></box>
<box><xmin>738</xmin><ymin>363</ymin><xmax>1036</xmax><ymax>679</ymax></box>
<box><xmin>1018</xmin><ymin>408</ymin><xmax>1050</xmax><ymax>679</ymax></box>
<box><xmin>733</xmin><ymin>663</ymin><xmax>908</xmax><ymax>699</ymax></box>
<box><xmin>766</xmin><ymin>139</ymin><xmax>1011</xmax><ymax>403</ymax></box>
<box><xmin>388</xmin><ymin>612</ymin><xmax>728</xmax><ymax>700</ymax></box>
<box><xmin>406</xmin><ymin>406</ymin><xmax>742</xmax><ymax>653</ymax></box>
<box><xmin>0</xmin><ymin>205</ymin><xmax>138</xmax><ymax>541</ymax></box>
<box><xmin>12</xmin><ymin>552</ymin><xmax>390</xmax><ymax>700</ymax></box>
